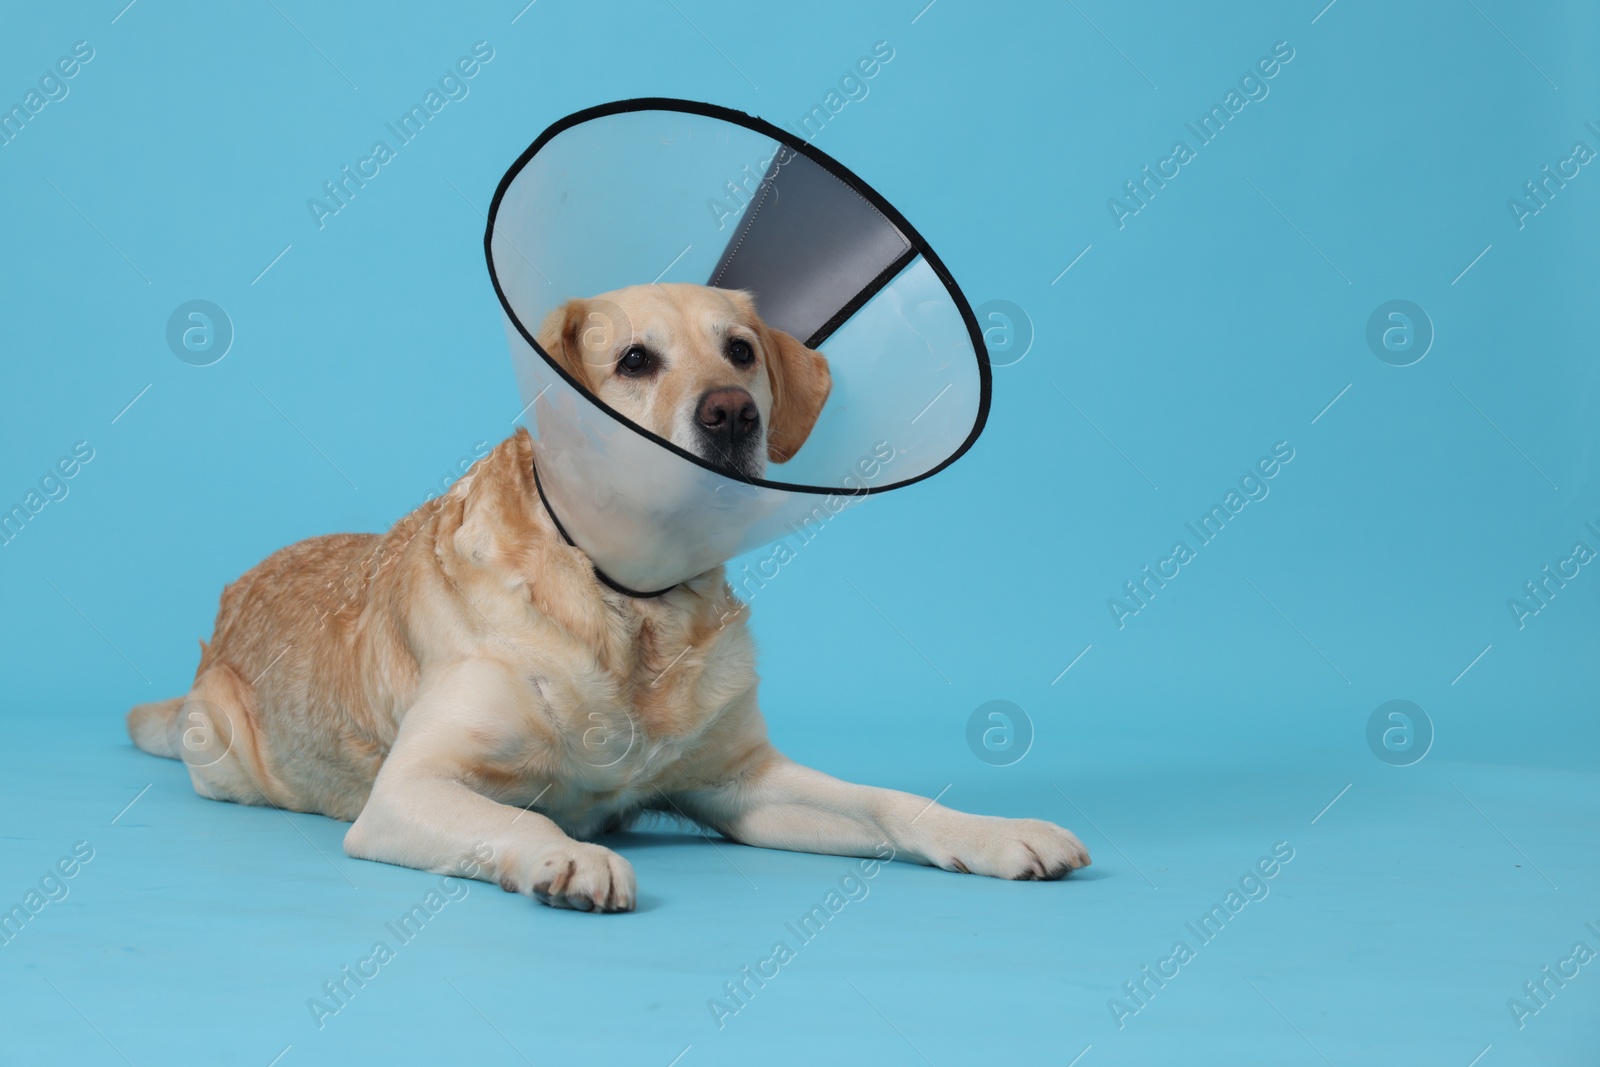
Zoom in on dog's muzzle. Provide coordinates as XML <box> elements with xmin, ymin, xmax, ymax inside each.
<box><xmin>694</xmin><ymin>388</ymin><xmax>763</xmax><ymax>480</ymax></box>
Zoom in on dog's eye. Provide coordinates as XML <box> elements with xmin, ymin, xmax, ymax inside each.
<box><xmin>617</xmin><ymin>344</ymin><xmax>654</xmax><ymax>377</ymax></box>
<box><xmin>727</xmin><ymin>338</ymin><xmax>754</xmax><ymax>367</ymax></box>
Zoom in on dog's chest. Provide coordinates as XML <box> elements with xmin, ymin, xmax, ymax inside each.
<box><xmin>503</xmin><ymin>609</ymin><xmax>755</xmax><ymax>830</ymax></box>
<box><xmin>506</xmin><ymin>692</ymin><xmax>703</xmax><ymax>839</ymax></box>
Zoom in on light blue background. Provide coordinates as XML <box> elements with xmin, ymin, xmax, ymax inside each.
<box><xmin>2</xmin><ymin>1</ymin><xmax>1596</xmax><ymax>1063</ymax></box>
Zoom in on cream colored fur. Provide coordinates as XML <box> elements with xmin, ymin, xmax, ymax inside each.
<box><xmin>127</xmin><ymin>284</ymin><xmax>1089</xmax><ymax>911</ymax></box>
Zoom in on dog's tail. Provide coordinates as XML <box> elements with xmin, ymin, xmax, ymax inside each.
<box><xmin>127</xmin><ymin>697</ymin><xmax>185</xmax><ymax>759</ymax></box>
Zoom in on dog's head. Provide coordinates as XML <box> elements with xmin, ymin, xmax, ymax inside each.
<box><xmin>535</xmin><ymin>284</ymin><xmax>831</xmax><ymax>480</ymax></box>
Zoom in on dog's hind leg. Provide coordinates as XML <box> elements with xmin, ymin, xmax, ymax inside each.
<box><xmin>165</xmin><ymin>665</ymin><xmax>288</xmax><ymax>809</ymax></box>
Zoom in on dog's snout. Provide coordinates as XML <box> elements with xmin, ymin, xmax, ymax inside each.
<box><xmin>696</xmin><ymin>388</ymin><xmax>759</xmax><ymax>446</ymax></box>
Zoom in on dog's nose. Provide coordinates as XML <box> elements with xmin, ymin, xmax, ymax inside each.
<box><xmin>696</xmin><ymin>388</ymin><xmax>760</xmax><ymax>448</ymax></box>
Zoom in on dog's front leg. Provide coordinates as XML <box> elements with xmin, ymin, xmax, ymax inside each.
<box><xmin>343</xmin><ymin>660</ymin><xmax>635</xmax><ymax>912</ymax></box>
<box><xmin>675</xmin><ymin>748</ymin><xmax>1090</xmax><ymax>881</ymax></box>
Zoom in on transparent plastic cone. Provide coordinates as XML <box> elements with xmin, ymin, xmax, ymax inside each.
<box><xmin>485</xmin><ymin>99</ymin><xmax>990</xmax><ymax>595</ymax></box>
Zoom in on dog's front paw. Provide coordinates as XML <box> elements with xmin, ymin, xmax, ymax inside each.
<box><xmin>937</xmin><ymin>817</ymin><xmax>1091</xmax><ymax>881</ymax></box>
<box><xmin>504</xmin><ymin>841</ymin><xmax>636</xmax><ymax>912</ymax></box>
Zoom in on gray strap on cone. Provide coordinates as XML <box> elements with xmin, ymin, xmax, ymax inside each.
<box><xmin>709</xmin><ymin>147</ymin><xmax>915</xmax><ymax>348</ymax></box>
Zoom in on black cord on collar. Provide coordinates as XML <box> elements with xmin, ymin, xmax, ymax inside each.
<box><xmin>529</xmin><ymin>458</ymin><xmax>677</xmax><ymax>599</ymax></box>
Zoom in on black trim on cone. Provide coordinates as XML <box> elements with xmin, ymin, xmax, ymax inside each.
<box><xmin>806</xmin><ymin>245</ymin><xmax>920</xmax><ymax>350</ymax></box>
<box><xmin>484</xmin><ymin>97</ymin><xmax>993</xmax><ymax>499</ymax></box>
<box><xmin>530</xmin><ymin>459</ymin><xmax>677</xmax><ymax>599</ymax></box>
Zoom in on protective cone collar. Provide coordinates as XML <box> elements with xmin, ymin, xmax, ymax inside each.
<box><xmin>485</xmin><ymin>98</ymin><xmax>991</xmax><ymax>596</ymax></box>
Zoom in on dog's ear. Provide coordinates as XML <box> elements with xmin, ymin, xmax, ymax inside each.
<box><xmin>761</xmin><ymin>324</ymin><xmax>832</xmax><ymax>464</ymax></box>
<box><xmin>536</xmin><ymin>298</ymin><xmax>594</xmax><ymax>388</ymax></box>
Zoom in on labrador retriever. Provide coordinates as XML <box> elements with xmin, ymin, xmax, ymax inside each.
<box><xmin>127</xmin><ymin>283</ymin><xmax>1090</xmax><ymax>912</ymax></box>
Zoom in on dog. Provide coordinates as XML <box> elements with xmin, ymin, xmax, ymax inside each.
<box><xmin>126</xmin><ymin>283</ymin><xmax>1090</xmax><ymax>912</ymax></box>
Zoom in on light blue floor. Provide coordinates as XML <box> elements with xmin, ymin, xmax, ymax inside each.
<box><xmin>4</xmin><ymin>0</ymin><xmax>1598</xmax><ymax>1063</ymax></box>
<box><xmin>4</xmin><ymin>714</ymin><xmax>1594</xmax><ymax>1065</ymax></box>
